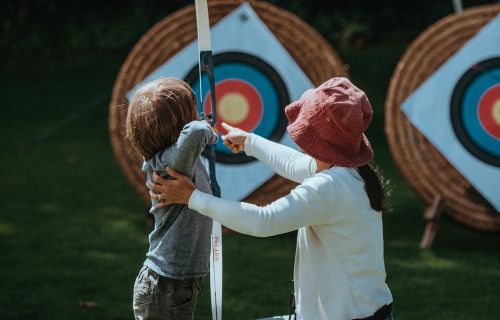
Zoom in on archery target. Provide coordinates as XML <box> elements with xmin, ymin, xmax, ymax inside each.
<box><xmin>400</xmin><ymin>12</ymin><xmax>500</xmax><ymax>213</ymax></box>
<box><xmin>111</xmin><ymin>1</ymin><xmax>345</xmax><ymax>203</ymax></box>
<box><xmin>185</xmin><ymin>52</ymin><xmax>289</xmax><ymax>164</ymax></box>
<box><xmin>125</xmin><ymin>3</ymin><xmax>316</xmax><ymax>201</ymax></box>
<box><xmin>451</xmin><ymin>57</ymin><xmax>500</xmax><ymax>166</ymax></box>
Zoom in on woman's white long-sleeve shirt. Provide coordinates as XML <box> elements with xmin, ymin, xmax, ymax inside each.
<box><xmin>188</xmin><ymin>134</ymin><xmax>393</xmax><ymax>320</ymax></box>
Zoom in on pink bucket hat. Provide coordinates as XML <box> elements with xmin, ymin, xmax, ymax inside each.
<box><xmin>285</xmin><ymin>77</ymin><xmax>374</xmax><ymax>167</ymax></box>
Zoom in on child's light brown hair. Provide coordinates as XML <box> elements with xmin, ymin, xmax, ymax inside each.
<box><xmin>126</xmin><ymin>78</ymin><xmax>198</xmax><ymax>160</ymax></box>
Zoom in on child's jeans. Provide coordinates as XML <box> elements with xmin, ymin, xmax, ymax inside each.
<box><xmin>133</xmin><ymin>265</ymin><xmax>204</xmax><ymax>320</ymax></box>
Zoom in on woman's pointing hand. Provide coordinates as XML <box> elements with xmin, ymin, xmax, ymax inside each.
<box><xmin>221</xmin><ymin>122</ymin><xmax>249</xmax><ymax>154</ymax></box>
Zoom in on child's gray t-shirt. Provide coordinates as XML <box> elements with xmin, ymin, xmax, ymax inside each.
<box><xmin>142</xmin><ymin>120</ymin><xmax>218</xmax><ymax>279</ymax></box>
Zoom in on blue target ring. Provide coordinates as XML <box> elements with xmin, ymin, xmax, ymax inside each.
<box><xmin>185</xmin><ymin>52</ymin><xmax>289</xmax><ymax>164</ymax></box>
<box><xmin>451</xmin><ymin>57</ymin><xmax>500</xmax><ymax>166</ymax></box>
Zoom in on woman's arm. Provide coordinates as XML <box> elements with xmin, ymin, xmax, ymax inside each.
<box><xmin>221</xmin><ymin>122</ymin><xmax>316</xmax><ymax>183</ymax></box>
<box><xmin>245</xmin><ymin>133</ymin><xmax>316</xmax><ymax>183</ymax></box>
<box><xmin>151</xmin><ymin>167</ymin><xmax>335</xmax><ymax>237</ymax></box>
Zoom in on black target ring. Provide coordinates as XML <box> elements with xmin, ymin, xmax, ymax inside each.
<box><xmin>450</xmin><ymin>57</ymin><xmax>500</xmax><ymax>167</ymax></box>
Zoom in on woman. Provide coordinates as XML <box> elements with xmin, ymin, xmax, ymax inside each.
<box><xmin>149</xmin><ymin>77</ymin><xmax>393</xmax><ymax>320</ymax></box>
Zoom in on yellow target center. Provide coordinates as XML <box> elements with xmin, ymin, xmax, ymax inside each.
<box><xmin>493</xmin><ymin>99</ymin><xmax>500</xmax><ymax>125</ymax></box>
<box><xmin>219</xmin><ymin>93</ymin><xmax>249</xmax><ymax>124</ymax></box>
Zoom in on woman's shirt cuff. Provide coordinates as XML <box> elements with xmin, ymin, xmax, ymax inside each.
<box><xmin>188</xmin><ymin>189</ymin><xmax>212</xmax><ymax>217</ymax></box>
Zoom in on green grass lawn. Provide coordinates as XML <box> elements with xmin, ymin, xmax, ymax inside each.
<box><xmin>1</xmin><ymin>45</ymin><xmax>500</xmax><ymax>319</ymax></box>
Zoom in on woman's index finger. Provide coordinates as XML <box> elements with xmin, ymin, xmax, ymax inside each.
<box><xmin>166</xmin><ymin>166</ymin><xmax>185</xmax><ymax>179</ymax></box>
<box><xmin>221</xmin><ymin>122</ymin><xmax>235</xmax><ymax>131</ymax></box>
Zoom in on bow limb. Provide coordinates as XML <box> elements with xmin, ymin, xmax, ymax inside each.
<box><xmin>195</xmin><ymin>0</ymin><xmax>220</xmax><ymax>198</ymax></box>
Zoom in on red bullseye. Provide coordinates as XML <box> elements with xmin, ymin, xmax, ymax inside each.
<box><xmin>203</xmin><ymin>79</ymin><xmax>263</xmax><ymax>134</ymax></box>
<box><xmin>478</xmin><ymin>84</ymin><xmax>500</xmax><ymax>139</ymax></box>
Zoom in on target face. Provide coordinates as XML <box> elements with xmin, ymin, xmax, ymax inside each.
<box><xmin>125</xmin><ymin>3</ymin><xmax>316</xmax><ymax>200</ymax></box>
<box><xmin>451</xmin><ymin>57</ymin><xmax>500</xmax><ymax>166</ymax></box>
<box><xmin>401</xmin><ymin>14</ymin><xmax>500</xmax><ymax>212</ymax></box>
<box><xmin>185</xmin><ymin>52</ymin><xmax>289</xmax><ymax>164</ymax></box>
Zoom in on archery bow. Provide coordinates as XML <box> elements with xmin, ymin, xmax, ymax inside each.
<box><xmin>196</xmin><ymin>0</ymin><xmax>220</xmax><ymax>198</ymax></box>
<box><xmin>195</xmin><ymin>1</ymin><xmax>222</xmax><ymax>319</ymax></box>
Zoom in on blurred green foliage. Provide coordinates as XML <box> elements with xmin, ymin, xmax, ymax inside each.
<box><xmin>1</xmin><ymin>0</ymin><xmax>494</xmax><ymax>70</ymax></box>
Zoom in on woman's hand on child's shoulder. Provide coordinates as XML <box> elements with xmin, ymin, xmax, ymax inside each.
<box><xmin>148</xmin><ymin>168</ymin><xmax>195</xmax><ymax>207</ymax></box>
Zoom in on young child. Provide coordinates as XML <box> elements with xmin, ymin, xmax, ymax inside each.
<box><xmin>125</xmin><ymin>77</ymin><xmax>218</xmax><ymax>320</ymax></box>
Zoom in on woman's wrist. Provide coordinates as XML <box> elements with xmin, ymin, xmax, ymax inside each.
<box><xmin>243</xmin><ymin>133</ymin><xmax>256</xmax><ymax>155</ymax></box>
<box><xmin>188</xmin><ymin>189</ymin><xmax>203</xmax><ymax>210</ymax></box>
<box><xmin>186</xmin><ymin>189</ymin><xmax>196</xmax><ymax>207</ymax></box>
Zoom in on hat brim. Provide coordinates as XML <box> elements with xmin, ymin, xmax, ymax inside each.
<box><xmin>287</xmin><ymin>119</ymin><xmax>373</xmax><ymax>167</ymax></box>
